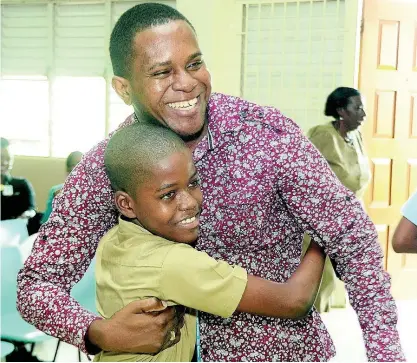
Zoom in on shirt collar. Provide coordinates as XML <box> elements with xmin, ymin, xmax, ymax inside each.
<box><xmin>193</xmin><ymin>93</ymin><xmax>247</xmax><ymax>161</ymax></box>
<box><xmin>118</xmin><ymin>215</ymin><xmax>152</xmax><ymax>236</ymax></box>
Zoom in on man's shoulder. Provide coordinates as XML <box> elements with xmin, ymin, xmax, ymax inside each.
<box><xmin>9</xmin><ymin>176</ymin><xmax>31</xmax><ymax>187</ymax></box>
<box><xmin>208</xmin><ymin>93</ymin><xmax>301</xmax><ymax>135</ymax></box>
<box><xmin>81</xmin><ymin>114</ymin><xmax>135</xmax><ymax>173</ymax></box>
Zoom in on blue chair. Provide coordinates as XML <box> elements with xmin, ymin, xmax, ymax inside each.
<box><xmin>71</xmin><ymin>257</ymin><xmax>97</xmax><ymax>315</ymax></box>
<box><xmin>1</xmin><ymin>246</ymin><xmax>58</xmax><ymax>360</ymax></box>
<box><xmin>54</xmin><ymin>257</ymin><xmax>97</xmax><ymax>361</ymax></box>
<box><xmin>1</xmin><ymin>341</ymin><xmax>15</xmax><ymax>359</ymax></box>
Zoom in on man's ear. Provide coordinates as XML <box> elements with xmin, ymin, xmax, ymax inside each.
<box><xmin>114</xmin><ymin>191</ymin><xmax>137</xmax><ymax>219</ymax></box>
<box><xmin>112</xmin><ymin>76</ymin><xmax>132</xmax><ymax>106</ymax></box>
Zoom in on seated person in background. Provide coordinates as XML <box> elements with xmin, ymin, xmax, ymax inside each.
<box><xmin>303</xmin><ymin>87</ymin><xmax>371</xmax><ymax>313</ymax></box>
<box><xmin>1</xmin><ymin>137</ymin><xmax>36</xmax><ymax>221</ymax></box>
<box><xmin>392</xmin><ymin>189</ymin><xmax>417</xmax><ymax>253</ymax></box>
<box><xmin>41</xmin><ymin>151</ymin><xmax>83</xmax><ymax>223</ymax></box>
<box><xmin>95</xmin><ymin>123</ymin><xmax>326</xmax><ymax>362</ymax></box>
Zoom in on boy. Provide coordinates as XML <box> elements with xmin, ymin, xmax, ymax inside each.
<box><xmin>95</xmin><ymin>123</ymin><xmax>326</xmax><ymax>362</ymax></box>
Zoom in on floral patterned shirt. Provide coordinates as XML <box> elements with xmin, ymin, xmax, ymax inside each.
<box><xmin>17</xmin><ymin>93</ymin><xmax>404</xmax><ymax>362</ymax></box>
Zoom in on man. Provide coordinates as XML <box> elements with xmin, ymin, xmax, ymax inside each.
<box><xmin>392</xmin><ymin>189</ymin><xmax>417</xmax><ymax>253</ymax></box>
<box><xmin>17</xmin><ymin>3</ymin><xmax>405</xmax><ymax>361</ymax></box>
<box><xmin>1</xmin><ymin>137</ymin><xmax>36</xmax><ymax>221</ymax></box>
<box><xmin>41</xmin><ymin>151</ymin><xmax>83</xmax><ymax>223</ymax></box>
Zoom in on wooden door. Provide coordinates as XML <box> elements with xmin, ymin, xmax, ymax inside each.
<box><xmin>360</xmin><ymin>0</ymin><xmax>417</xmax><ymax>299</ymax></box>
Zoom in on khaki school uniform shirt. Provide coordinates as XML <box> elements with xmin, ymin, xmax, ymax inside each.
<box><xmin>307</xmin><ymin>122</ymin><xmax>371</xmax><ymax>199</ymax></box>
<box><xmin>94</xmin><ymin>217</ymin><xmax>247</xmax><ymax>362</ymax></box>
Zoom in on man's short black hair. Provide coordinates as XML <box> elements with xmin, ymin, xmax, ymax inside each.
<box><xmin>109</xmin><ymin>2</ymin><xmax>195</xmax><ymax>79</ymax></box>
<box><xmin>105</xmin><ymin>123</ymin><xmax>188</xmax><ymax>197</ymax></box>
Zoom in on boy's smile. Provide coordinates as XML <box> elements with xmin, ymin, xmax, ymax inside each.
<box><xmin>128</xmin><ymin>148</ymin><xmax>202</xmax><ymax>244</ymax></box>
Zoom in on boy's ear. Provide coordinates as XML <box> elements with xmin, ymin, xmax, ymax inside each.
<box><xmin>114</xmin><ymin>191</ymin><xmax>137</xmax><ymax>219</ymax></box>
<box><xmin>112</xmin><ymin>76</ymin><xmax>132</xmax><ymax>106</ymax></box>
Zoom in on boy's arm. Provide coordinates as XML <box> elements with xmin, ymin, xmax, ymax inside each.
<box><xmin>238</xmin><ymin>241</ymin><xmax>325</xmax><ymax>318</ymax></box>
<box><xmin>160</xmin><ymin>242</ymin><xmax>324</xmax><ymax>320</ymax></box>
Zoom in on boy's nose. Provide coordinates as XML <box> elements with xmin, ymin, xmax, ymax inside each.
<box><xmin>178</xmin><ymin>191</ymin><xmax>198</xmax><ymax>211</ymax></box>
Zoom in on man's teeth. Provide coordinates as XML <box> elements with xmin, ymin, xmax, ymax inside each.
<box><xmin>180</xmin><ymin>216</ymin><xmax>196</xmax><ymax>225</ymax></box>
<box><xmin>168</xmin><ymin>98</ymin><xmax>198</xmax><ymax>110</ymax></box>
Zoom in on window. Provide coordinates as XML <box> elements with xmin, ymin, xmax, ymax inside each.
<box><xmin>0</xmin><ymin>77</ymin><xmax>49</xmax><ymax>156</ymax></box>
<box><xmin>108</xmin><ymin>87</ymin><xmax>133</xmax><ymax>133</ymax></box>
<box><xmin>51</xmin><ymin>77</ymin><xmax>106</xmax><ymax>157</ymax></box>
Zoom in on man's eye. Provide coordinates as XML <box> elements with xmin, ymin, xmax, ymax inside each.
<box><xmin>153</xmin><ymin>70</ymin><xmax>170</xmax><ymax>77</ymax></box>
<box><xmin>187</xmin><ymin>60</ymin><xmax>203</xmax><ymax>70</ymax></box>
<box><xmin>161</xmin><ymin>191</ymin><xmax>175</xmax><ymax>200</ymax></box>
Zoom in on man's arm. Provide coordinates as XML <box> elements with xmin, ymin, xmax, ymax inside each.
<box><xmin>272</xmin><ymin>117</ymin><xmax>404</xmax><ymax>361</ymax></box>
<box><xmin>17</xmin><ymin>140</ymin><xmax>178</xmax><ymax>354</ymax></box>
<box><xmin>392</xmin><ymin>190</ymin><xmax>417</xmax><ymax>253</ymax></box>
<box><xmin>18</xmin><ymin>178</ymin><xmax>36</xmax><ymax>218</ymax></box>
<box><xmin>392</xmin><ymin>217</ymin><xmax>417</xmax><ymax>253</ymax></box>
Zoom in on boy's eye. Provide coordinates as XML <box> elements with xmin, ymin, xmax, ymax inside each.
<box><xmin>161</xmin><ymin>191</ymin><xmax>175</xmax><ymax>200</ymax></box>
<box><xmin>188</xmin><ymin>178</ymin><xmax>200</xmax><ymax>188</ymax></box>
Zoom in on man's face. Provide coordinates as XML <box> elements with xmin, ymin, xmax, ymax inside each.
<box><xmin>121</xmin><ymin>20</ymin><xmax>212</xmax><ymax>141</ymax></box>
<box><xmin>1</xmin><ymin>148</ymin><xmax>13</xmax><ymax>177</ymax></box>
<box><xmin>129</xmin><ymin>149</ymin><xmax>202</xmax><ymax>244</ymax></box>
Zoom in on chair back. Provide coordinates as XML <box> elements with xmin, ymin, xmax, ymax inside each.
<box><xmin>71</xmin><ymin>257</ymin><xmax>97</xmax><ymax>314</ymax></box>
<box><xmin>0</xmin><ymin>219</ymin><xmax>29</xmax><ymax>247</ymax></box>
<box><xmin>1</xmin><ymin>246</ymin><xmax>23</xmax><ymax>315</ymax></box>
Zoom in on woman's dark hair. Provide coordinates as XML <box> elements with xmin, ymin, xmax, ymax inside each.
<box><xmin>324</xmin><ymin>87</ymin><xmax>361</xmax><ymax>119</ymax></box>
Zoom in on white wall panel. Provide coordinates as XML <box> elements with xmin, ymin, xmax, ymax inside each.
<box><xmin>1</xmin><ymin>4</ymin><xmax>49</xmax><ymax>75</ymax></box>
<box><xmin>241</xmin><ymin>0</ymin><xmax>349</xmax><ymax>131</ymax></box>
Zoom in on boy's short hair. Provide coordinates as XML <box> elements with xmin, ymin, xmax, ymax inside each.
<box><xmin>104</xmin><ymin>123</ymin><xmax>187</xmax><ymax>197</ymax></box>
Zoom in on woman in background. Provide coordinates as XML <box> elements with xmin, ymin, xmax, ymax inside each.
<box><xmin>305</xmin><ymin>87</ymin><xmax>371</xmax><ymax>312</ymax></box>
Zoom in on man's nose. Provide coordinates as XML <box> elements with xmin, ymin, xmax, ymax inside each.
<box><xmin>172</xmin><ymin>70</ymin><xmax>198</xmax><ymax>93</ymax></box>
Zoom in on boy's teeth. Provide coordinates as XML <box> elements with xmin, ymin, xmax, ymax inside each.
<box><xmin>181</xmin><ymin>216</ymin><xmax>196</xmax><ymax>225</ymax></box>
<box><xmin>168</xmin><ymin>97</ymin><xmax>198</xmax><ymax>110</ymax></box>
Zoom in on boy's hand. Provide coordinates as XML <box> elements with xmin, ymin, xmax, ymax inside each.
<box><xmin>86</xmin><ymin>298</ymin><xmax>181</xmax><ymax>354</ymax></box>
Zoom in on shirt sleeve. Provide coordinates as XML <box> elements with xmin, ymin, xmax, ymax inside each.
<box><xmin>402</xmin><ymin>189</ymin><xmax>417</xmax><ymax>226</ymax></box>
<box><xmin>274</xmin><ymin>118</ymin><xmax>404</xmax><ymax>361</ymax></box>
<box><xmin>20</xmin><ymin>178</ymin><xmax>36</xmax><ymax>213</ymax></box>
<box><xmin>16</xmin><ymin>140</ymin><xmax>118</xmax><ymax>353</ymax></box>
<box><xmin>159</xmin><ymin>244</ymin><xmax>247</xmax><ymax>318</ymax></box>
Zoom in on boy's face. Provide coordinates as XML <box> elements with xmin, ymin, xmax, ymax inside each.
<box><xmin>118</xmin><ymin>149</ymin><xmax>202</xmax><ymax>244</ymax></box>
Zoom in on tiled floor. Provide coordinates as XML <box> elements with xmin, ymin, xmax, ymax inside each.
<box><xmin>31</xmin><ymin>300</ymin><xmax>417</xmax><ymax>362</ymax></box>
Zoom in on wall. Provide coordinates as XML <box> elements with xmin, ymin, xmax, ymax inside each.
<box><xmin>12</xmin><ymin>156</ymin><xmax>67</xmax><ymax>211</ymax></box>
<box><xmin>177</xmin><ymin>0</ymin><xmax>243</xmax><ymax>97</ymax></box>
<box><xmin>5</xmin><ymin>0</ymin><xmax>362</xmax><ymax>209</ymax></box>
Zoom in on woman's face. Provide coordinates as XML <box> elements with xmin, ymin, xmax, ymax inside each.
<box><xmin>338</xmin><ymin>95</ymin><xmax>366</xmax><ymax>131</ymax></box>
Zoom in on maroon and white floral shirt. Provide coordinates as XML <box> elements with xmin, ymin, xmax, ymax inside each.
<box><xmin>17</xmin><ymin>93</ymin><xmax>404</xmax><ymax>361</ymax></box>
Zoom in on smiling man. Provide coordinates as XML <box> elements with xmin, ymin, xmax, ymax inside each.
<box><xmin>17</xmin><ymin>3</ymin><xmax>404</xmax><ymax>362</ymax></box>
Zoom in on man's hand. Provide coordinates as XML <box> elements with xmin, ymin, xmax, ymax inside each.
<box><xmin>86</xmin><ymin>298</ymin><xmax>182</xmax><ymax>354</ymax></box>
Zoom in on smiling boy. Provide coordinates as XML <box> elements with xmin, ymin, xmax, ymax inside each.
<box><xmin>94</xmin><ymin>123</ymin><xmax>326</xmax><ymax>362</ymax></box>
